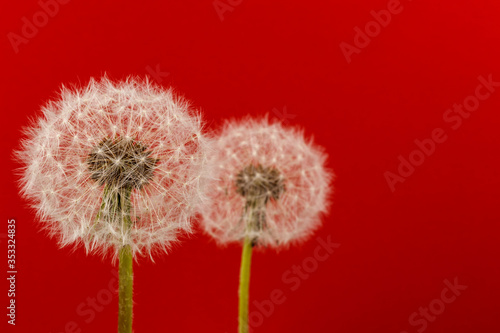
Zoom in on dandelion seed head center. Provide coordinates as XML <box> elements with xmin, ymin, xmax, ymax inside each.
<box><xmin>87</xmin><ymin>137</ymin><xmax>158</xmax><ymax>189</ymax></box>
<box><xmin>235</xmin><ymin>164</ymin><xmax>285</xmax><ymax>202</ymax></box>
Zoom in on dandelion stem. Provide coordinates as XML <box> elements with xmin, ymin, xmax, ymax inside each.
<box><xmin>119</xmin><ymin>244</ymin><xmax>133</xmax><ymax>333</ymax></box>
<box><xmin>117</xmin><ymin>186</ymin><xmax>133</xmax><ymax>333</ymax></box>
<box><xmin>238</xmin><ymin>236</ymin><xmax>253</xmax><ymax>333</ymax></box>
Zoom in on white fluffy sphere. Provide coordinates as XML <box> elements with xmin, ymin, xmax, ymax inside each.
<box><xmin>17</xmin><ymin>77</ymin><xmax>211</xmax><ymax>259</ymax></box>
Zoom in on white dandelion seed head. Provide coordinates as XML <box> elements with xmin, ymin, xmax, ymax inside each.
<box><xmin>200</xmin><ymin>116</ymin><xmax>334</xmax><ymax>249</ymax></box>
<box><xmin>16</xmin><ymin>76</ymin><xmax>211</xmax><ymax>260</ymax></box>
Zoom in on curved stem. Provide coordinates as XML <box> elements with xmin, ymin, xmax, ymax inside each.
<box><xmin>239</xmin><ymin>236</ymin><xmax>253</xmax><ymax>333</ymax></box>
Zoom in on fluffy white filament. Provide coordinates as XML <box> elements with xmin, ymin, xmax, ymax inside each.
<box><xmin>200</xmin><ymin>117</ymin><xmax>333</xmax><ymax>249</ymax></box>
<box><xmin>16</xmin><ymin>77</ymin><xmax>211</xmax><ymax>260</ymax></box>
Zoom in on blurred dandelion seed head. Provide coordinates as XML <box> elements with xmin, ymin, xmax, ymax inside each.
<box><xmin>201</xmin><ymin>117</ymin><xmax>333</xmax><ymax>249</ymax></box>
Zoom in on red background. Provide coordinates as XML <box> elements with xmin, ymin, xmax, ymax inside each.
<box><xmin>2</xmin><ymin>0</ymin><xmax>500</xmax><ymax>332</ymax></box>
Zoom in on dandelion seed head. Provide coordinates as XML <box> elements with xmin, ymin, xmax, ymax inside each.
<box><xmin>16</xmin><ymin>77</ymin><xmax>211</xmax><ymax>260</ymax></box>
<box><xmin>200</xmin><ymin>117</ymin><xmax>333</xmax><ymax>249</ymax></box>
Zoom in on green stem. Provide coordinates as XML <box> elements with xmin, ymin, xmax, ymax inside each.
<box><xmin>118</xmin><ymin>186</ymin><xmax>133</xmax><ymax>333</ymax></box>
<box><xmin>119</xmin><ymin>244</ymin><xmax>133</xmax><ymax>333</ymax></box>
<box><xmin>239</xmin><ymin>236</ymin><xmax>253</xmax><ymax>333</ymax></box>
